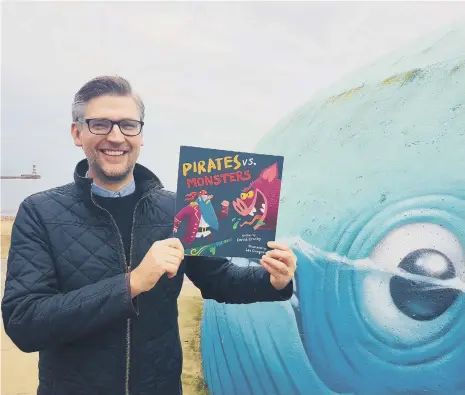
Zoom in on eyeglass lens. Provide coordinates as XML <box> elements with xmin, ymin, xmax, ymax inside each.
<box><xmin>89</xmin><ymin>119</ymin><xmax>141</xmax><ymax>135</ymax></box>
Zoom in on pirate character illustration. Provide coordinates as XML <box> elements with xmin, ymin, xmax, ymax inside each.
<box><xmin>173</xmin><ymin>190</ymin><xmax>229</xmax><ymax>245</ymax></box>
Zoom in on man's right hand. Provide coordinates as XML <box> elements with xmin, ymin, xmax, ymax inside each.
<box><xmin>129</xmin><ymin>238</ymin><xmax>185</xmax><ymax>298</ymax></box>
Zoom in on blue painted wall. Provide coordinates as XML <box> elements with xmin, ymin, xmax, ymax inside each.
<box><xmin>200</xmin><ymin>24</ymin><xmax>465</xmax><ymax>395</ymax></box>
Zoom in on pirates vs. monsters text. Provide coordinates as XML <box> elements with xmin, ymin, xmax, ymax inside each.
<box><xmin>182</xmin><ymin>154</ymin><xmax>252</xmax><ymax>188</ymax></box>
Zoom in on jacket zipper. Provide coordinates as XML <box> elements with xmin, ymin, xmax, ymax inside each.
<box><xmin>125</xmin><ymin>194</ymin><xmax>148</xmax><ymax>395</ymax></box>
<box><xmin>90</xmin><ymin>189</ymin><xmax>152</xmax><ymax>395</ymax></box>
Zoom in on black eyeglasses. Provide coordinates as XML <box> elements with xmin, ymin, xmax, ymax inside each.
<box><xmin>77</xmin><ymin>118</ymin><xmax>144</xmax><ymax>136</ymax></box>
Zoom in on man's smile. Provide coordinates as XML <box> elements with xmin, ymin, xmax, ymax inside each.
<box><xmin>98</xmin><ymin>148</ymin><xmax>130</xmax><ymax>158</ymax></box>
<box><xmin>100</xmin><ymin>149</ymin><xmax>127</xmax><ymax>156</ymax></box>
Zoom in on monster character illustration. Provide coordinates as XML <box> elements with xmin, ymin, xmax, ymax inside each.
<box><xmin>232</xmin><ymin>162</ymin><xmax>281</xmax><ymax>230</ymax></box>
<box><xmin>173</xmin><ymin>190</ymin><xmax>229</xmax><ymax>246</ymax></box>
<box><xmin>199</xmin><ymin>25</ymin><xmax>465</xmax><ymax>395</ymax></box>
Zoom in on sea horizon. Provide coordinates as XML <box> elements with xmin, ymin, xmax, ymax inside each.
<box><xmin>1</xmin><ymin>178</ymin><xmax>62</xmax><ymax>216</ymax></box>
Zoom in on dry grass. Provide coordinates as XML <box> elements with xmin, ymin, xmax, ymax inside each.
<box><xmin>178</xmin><ymin>284</ymin><xmax>211</xmax><ymax>395</ymax></box>
<box><xmin>1</xmin><ymin>217</ymin><xmax>208</xmax><ymax>395</ymax></box>
<box><xmin>1</xmin><ymin>216</ymin><xmax>14</xmax><ymax>259</ymax></box>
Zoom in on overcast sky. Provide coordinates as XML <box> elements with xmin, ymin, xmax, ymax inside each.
<box><xmin>2</xmin><ymin>1</ymin><xmax>465</xmax><ymax>190</ymax></box>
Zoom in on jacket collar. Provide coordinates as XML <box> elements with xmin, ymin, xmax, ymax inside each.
<box><xmin>74</xmin><ymin>159</ymin><xmax>164</xmax><ymax>197</ymax></box>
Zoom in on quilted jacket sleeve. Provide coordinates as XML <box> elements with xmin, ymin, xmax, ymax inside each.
<box><xmin>1</xmin><ymin>199</ymin><xmax>138</xmax><ymax>353</ymax></box>
<box><xmin>184</xmin><ymin>255</ymin><xmax>293</xmax><ymax>303</ymax></box>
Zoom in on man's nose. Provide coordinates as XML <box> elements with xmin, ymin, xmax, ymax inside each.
<box><xmin>106</xmin><ymin>124</ymin><xmax>126</xmax><ymax>142</ymax></box>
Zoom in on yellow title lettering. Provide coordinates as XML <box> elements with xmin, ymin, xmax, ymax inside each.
<box><xmin>182</xmin><ymin>154</ymin><xmax>243</xmax><ymax>177</ymax></box>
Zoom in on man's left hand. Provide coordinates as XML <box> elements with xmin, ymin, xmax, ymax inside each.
<box><xmin>260</xmin><ymin>241</ymin><xmax>297</xmax><ymax>290</ymax></box>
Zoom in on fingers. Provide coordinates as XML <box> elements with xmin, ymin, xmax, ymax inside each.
<box><xmin>265</xmin><ymin>249</ymin><xmax>290</xmax><ymax>262</ymax></box>
<box><xmin>158</xmin><ymin>246</ymin><xmax>183</xmax><ymax>275</ymax></box>
<box><xmin>162</xmin><ymin>261</ymin><xmax>180</xmax><ymax>277</ymax></box>
<box><xmin>267</xmin><ymin>240</ymin><xmax>292</xmax><ymax>252</ymax></box>
<box><xmin>160</xmin><ymin>245</ymin><xmax>184</xmax><ymax>260</ymax></box>
<box><xmin>153</xmin><ymin>238</ymin><xmax>185</xmax><ymax>261</ymax></box>
<box><xmin>163</xmin><ymin>253</ymin><xmax>183</xmax><ymax>266</ymax></box>
<box><xmin>153</xmin><ymin>238</ymin><xmax>184</xmax><ymax>251</ymax></box>
<box><xmin>145</xmin><ymin>238</ymin><xmax>185</xmax><ymax>280</ymax></box>
<box><xmin>261</xmin><ymin>254</ymin><xmax>290</xmax><ymax>276</ymax></box>
<box><xmin>158</xmin><ymin>237</ymin><xmax>184</xmax><ymax>251</ymax></box>
<box><xmin>260</xmin><ymin>258</ymin><xmax>287</xmax><ymax>279</ymax></box>
<box><xmin>261</xmin><ymin>242</ymin><xmax>297</xmax><ymax>284</ymax></box>
<box><xmin>151</xmin><ymin>246</ymin><xmax>183</xmax><ymax>262</ymax></box>
<box><xmin>265</xmin><ymin>249</ymin><xmax>296</xmax><ymax>268</ymax></box>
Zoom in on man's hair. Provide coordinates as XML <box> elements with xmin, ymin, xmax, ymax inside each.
<box><xmin>72</xmin><ymin>75</ymin><xmax>145</xmax><ymax>122</ymax></box>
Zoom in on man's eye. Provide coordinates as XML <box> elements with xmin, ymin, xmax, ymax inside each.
<box><xmin>121</xmin><ymin>121</ymin><xmax>137</xmax><ymax>130</ymax></box>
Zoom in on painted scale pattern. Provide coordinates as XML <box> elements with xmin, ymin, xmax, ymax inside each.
<box><xmin>200</xmin><ymin>23</ymin><xmax>465</xmax><ymax>395</ymax></box>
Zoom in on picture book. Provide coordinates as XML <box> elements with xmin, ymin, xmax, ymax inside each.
<box><xmin>173</xmin><ymin>145</ymin><xmax>284</xmax><ymax>259</ymax></box>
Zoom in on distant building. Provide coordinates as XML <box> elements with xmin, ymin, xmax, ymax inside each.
<box><xmin>1</xmin><ymin>164</ymin><xmax>41</xmax><ymax>179</ymax></box>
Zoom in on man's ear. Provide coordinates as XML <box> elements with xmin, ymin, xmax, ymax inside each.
<box><xmin>71</xmin><ymin>123</ymin><xmax>82</xmax><ymax>147</ymax></box>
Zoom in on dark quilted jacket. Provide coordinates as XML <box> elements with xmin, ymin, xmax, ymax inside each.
<box><xmin>2</xmin><ymin>159</ymin><xmax>293</xmax><ymax>395</ymax></box>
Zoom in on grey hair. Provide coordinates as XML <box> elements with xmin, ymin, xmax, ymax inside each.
<box><xmin>71</xmin><ymin>75</ymin><xmax>145</xmax><ymax>122</ymax></box>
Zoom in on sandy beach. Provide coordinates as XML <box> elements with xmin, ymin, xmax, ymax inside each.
<box><xmin>1</xmin><ymin>217</ymin><xmax>208</xmax><ymax>395</ymax></box>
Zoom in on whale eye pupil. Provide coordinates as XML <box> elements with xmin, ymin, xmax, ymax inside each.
<box><xmin>389</xmin><ymin>249</ymin><xmax>459</xmax><ymax>321</ymax></box>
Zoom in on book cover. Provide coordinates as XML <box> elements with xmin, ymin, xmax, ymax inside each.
<box><xmin>173</xmin><ymin>145</ymin><xmax>284</xmax><ymax>259</ymax></box>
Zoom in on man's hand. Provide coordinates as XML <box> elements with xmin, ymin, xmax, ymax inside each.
<box><xmin>129</xmin><ymin>238</ymin><xmax>185</xmax><ymax>297</ymax></box>
<box><xmin>260</xmin><ymin>241</ymin><xmax>297</xmax><ymax>290</ymax></box>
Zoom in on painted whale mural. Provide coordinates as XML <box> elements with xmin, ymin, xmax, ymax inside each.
<box><xmin>199</xmin><ymin>23</ymin><xmax>465</xmax><ymax>395</ymax></box>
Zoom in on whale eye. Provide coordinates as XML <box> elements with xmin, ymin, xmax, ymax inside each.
<box><xmin>362</xmin><ymin>222</ymin><xmax>464</xmax><ymax>339</ymax></box>
<box><xmin>370</xmin><ymin>223</ymin><xmax>464</xmax><ymax>281</ymax></box>
<box><xmin>240</xmin><ymin>192</ymin><xmax>247</xmax><ymax>200</ymax></box>
<box><xmin>247</xmin><ymin>190</ymin><xmax>254</xmax><ymax>199</ymax></box>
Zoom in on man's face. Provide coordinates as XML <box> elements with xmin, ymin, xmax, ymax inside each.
<box><xmin>71</xmin><ymin>95</ymin><xmax>143</xmax><ymax>183</ymax></box>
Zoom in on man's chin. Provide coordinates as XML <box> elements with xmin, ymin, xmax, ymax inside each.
<box><xmin>102</xmin><ymin>172</ymin><xmax>130</xmax><ymax>182</ymax></box>
<box><xmin>95</xmin><ymin>165</ymin><xmax>133</xmax><ymax>183</ymax></box>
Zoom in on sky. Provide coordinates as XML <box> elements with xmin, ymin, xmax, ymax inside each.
<box><xmin>2</xmin><ymin>1</ymin><xmax>465</xmax><ymax>191</ymax></box>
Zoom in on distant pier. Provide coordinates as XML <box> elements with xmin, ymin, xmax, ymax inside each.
<box><xmin>1</xmin><ymin>164</ymin><xmax>41</xmax><ymax>180</ymax></box>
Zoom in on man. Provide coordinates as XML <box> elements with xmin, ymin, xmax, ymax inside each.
<box><xmin>1</xmin><ymin>75</ymin><xmax>296</xmax><ymax>395</ymax></box>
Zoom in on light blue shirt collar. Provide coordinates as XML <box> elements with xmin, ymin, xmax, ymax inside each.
<box><xmin>86</xmin><ymin>171</ymin><xmax>136</xmax><ymax>198</ymax></box>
